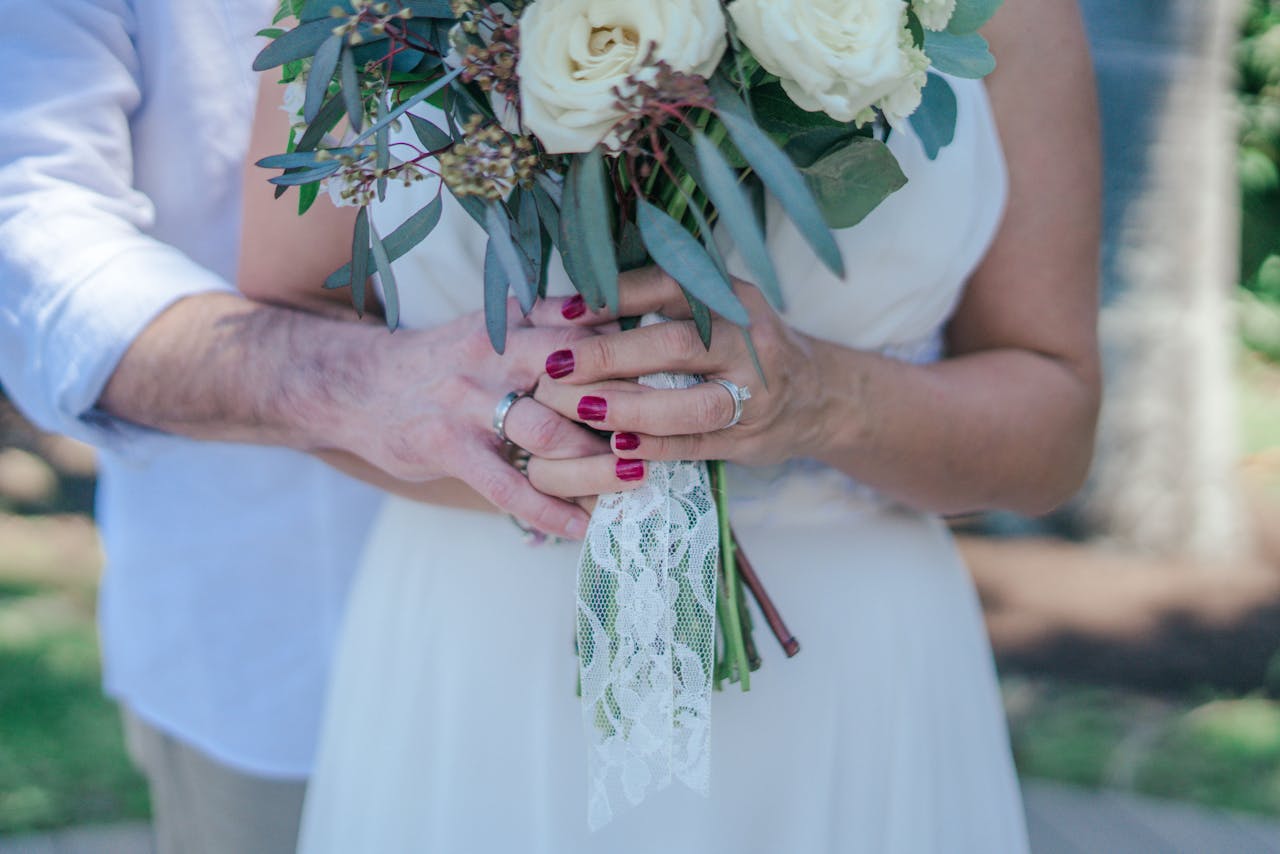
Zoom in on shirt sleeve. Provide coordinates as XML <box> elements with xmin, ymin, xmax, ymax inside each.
<box><xmin>0</xmin><ymin>0</ymin><xmax>237</xmax><ymax>454</ymax></box>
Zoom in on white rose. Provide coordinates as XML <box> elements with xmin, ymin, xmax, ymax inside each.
<box><xmin>729</xmin><ymin>0</ymin><xmax>929</xmax><ymax>126</ymax></box>
<box><xmin>913</xmin><ymin>0</ymin><xmax>956</xmax><ymax>31</ymax></box>
<box><xmin>517</xmin><ymin>0</ymin><xmax>728</xmax><ymax>154</ymax></box>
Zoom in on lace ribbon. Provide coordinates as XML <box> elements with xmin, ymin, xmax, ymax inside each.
<box><xmin>575</xmin><ymin>365</ymin><xmax>720</xmax><ymax>829</ymax></box>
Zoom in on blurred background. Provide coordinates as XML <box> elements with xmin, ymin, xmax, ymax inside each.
<box><xmin>3</xmin><ymin>0</ymin><xmax>1280</xmax><ymax>850</ymax></box>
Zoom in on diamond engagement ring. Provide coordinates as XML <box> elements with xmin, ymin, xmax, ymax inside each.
<box><xmin>492</xmin><ymin>391</ymin><xmax>530</xmax><ymax>444</ymax></box>
<box><xmin>710</xmin><ymin>378</ymin><xmax>752</xmax><ymax>429</ymax></box>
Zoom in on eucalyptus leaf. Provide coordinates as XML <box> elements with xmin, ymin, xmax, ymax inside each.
<box><xmin>257</xmin><ymin>148</ymin><xmax>354</xmax><ymax>169</ymax></box>
<box><xmin>709</xmin><ymin>76</ymin><xmax>844</xmax><ymax>277</ymax></box>
<box><xmin>349</xmin><ymin>206</ymin><xmax>370</xmax><ymax>315</ymax></box>
<box><xmin>636</xmin><ymin>199</ymin><xmax>749</xmax><ymax>327</ymax></box>
<box><xmin>531</xmin><ymin>182</ymin><xmax>561</xmax><ymax>250</ymax></box>
<box><xmin>910</xmin><ymin>72</ymin><xmax>957</xmax><ymax>160</ymax></box>
<box><xmin>300</xmin><ymin>0</ymin><xmax>352</xmax><ymax>21</ymax></box>
<box><xmin>268</xmin><ymin>161</ymin><xmax>341</xmax><ymax>185</ymax></box>
<box><xmin>305</xmin><ymin>33</ymin><xmax>342</xmax><ymax>123</ymax></box>
<box><xmin>923</xmin><ymin>29</ymin><xmax>997</xmax><ymax>78</ymax></box>
<box><xmin>560</xmin><ymin>150</ymin><xmax>617</xmax><ymax>312</ymax></box>
<box><xmin>340</xmin><ymin>46</ymin><xmax>363</xmax><ymax>132</ymax></box>
<box><xmin>294</xmin><ymin>94</ymin><xmax>346</xmax><ymax>153</ymax></box>
<box><xmin>369</xmin><ymin>221</ymin><xmax>399</xmax><ymax>329</ymax></box>
<box><xmin>686</xmin><ymin>291</ymin><xmax>714</xmax><ymax>349</ymax></box>
<box><xmin>617</xmin><ymin>220</ymin><xmax>647</xmax><ymax>272</ymax></box>
<box><xmin>800</xmin><ymin>136</ymin><xmax>906</xmax><ymax>229</ymax></box>
<box><xmin>514</xmin><ymin>189</ymin><xmax>544</xmax><ymax>310</ymax></box>
<box><xmin>409</xmin><ymin>114</ymin><xmax>453</xmax><ymax>152</ymax></box>
<box><xmin>485</xmin><ymin>201</ymin><xmax>535</xmax><ymax>314</ymax></box>
<box><xmin>253</xmin><ymin>19</ymin><xmax>335</xmax><ymax>71</ymax></box>
<box><xmin>326</xmin><ymin>194</ymin><xmax>442</xmax><ymax>288</ymax></box>
<box><xmin>661</xmin><ymin>130</ymin><xmax>705</xmax><ymax>188</ymax></box>
<box><xmin>534</xmin><ymin>171</ymin><xmax>564</xmax><ymax>207</ymax></box>
<box><xmin>693</xmin><ymin>132</ymin><xmax>784</xmax><ymax>309</ymax></box>
<box><xmin>352</xmin><ymin>67</ymin><xmax>462</xmax><ymax>144</ymax></box>
<box><xmin>483</xmin><ymin>240</ymin><xmax>510</xmax><ymax>353</ymax></box>
<box><xmin>403</xmin><ymin>0</ymin><xmax>455</xmax><ymax>18</ymax></box>
<box><xmin>375</xmin><ymin>119</ymin><xmax>390</xmax><ymax>201</ymax></box>
<box><xmin>946</xmin><ymin>0</ymin><xmax>1002</xmax><ymax>35</ymax></box>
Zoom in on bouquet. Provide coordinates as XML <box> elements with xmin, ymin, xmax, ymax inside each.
<box><xmin>256</xmin><ymin>0</ymin><xmax>1000</xmax><ymax>826</ymax></box>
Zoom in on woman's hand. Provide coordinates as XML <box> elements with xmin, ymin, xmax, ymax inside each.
<box><xmin>531</xmin><ymin>267</ymin><xmax>834</xmax><ymax>467</ymax></box>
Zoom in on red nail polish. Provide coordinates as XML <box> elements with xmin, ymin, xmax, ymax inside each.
<box><xmin>614</xmin><ymin>432</ymin><xmax>640</xmax><ymax>451</ymax></box>
<box><xmin>578</xmin><ymin>396</ymin><xmax>607</xmax><ymax>421</ymax></box>
<box><xmin>546</xmin><ymin>350</ymin><xmax>575</xmax><ymax>379</ymax></box>
<box><xmin>616</xmin><ymin>459</ymin><xmax>645</xmax><ymax>481</ymax></box>
<box><xmin>561</xmin><ymin>295</ymin><xmax>586</xmax><ymax>320</ymax></box>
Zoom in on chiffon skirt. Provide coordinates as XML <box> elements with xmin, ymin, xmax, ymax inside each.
<box><xmin>298</xmin><ymin>497</ymin><xmax>1029</xmax><ymax>853</ymax></box>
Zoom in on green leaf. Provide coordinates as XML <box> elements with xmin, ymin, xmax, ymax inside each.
<box><xmin>907</xmin><ymin>8</ymin><xmax>925</xmax><ymax>48</ymax></box>
<box><xmin>484</xmin><ymin>201</ymin><xmax>535</xmax><ymax>314</ymax></box>
<box><xmin>946</xmin><ymin>0</ymin><xmax>1003</xmax><ymax>35</ymax></box>
<box><xmin>369</xmin><ymin>221</ymin><xmax>399</xmax><ymax>330</ymax></box>
<box><xmin>294</xmin><ymin>95</ymin><xmax>347</xmax><ymax>153</ymax></box>
<box><xmin>409</xmin><ymin>115</ymin><xmax>452</xmax><ymax>152</ymax></box>
<box><xmin>326</xmin><ymin>194</ymin><xmax>442</xmax><ymax>287</ymax></box>
<box><xmin>257</xmin><ymin>148</ymin><xmax>354</xmax><ymax>169</ymax></box>
<box><xmin>910</xmin><ymin>72</ymin><xmax>957</xmax><ymax>160</ymax></box>
<box><xmin>349</xmin><ymin>206</ymin><xmax>370</xmax><ymax>315</ymax></box>
<box><xmin>924</xmin><ymin>30</ymin><xmax>997</xmax><ymax>79</ymax></box>
<box><xmin>661</xmin><ymin>130</ymin><xmax>706</xmax><ymax>188</ymax></box>
<box><xmin>751</xmin><ymin>83</ymin><xmax>850</xmax><ymax>136</ymax></box>
<box><xmin>560</xmin><ymin>149</ymin><xmax>618</xmax><ymax>312</ymax></box>
<box><xmin>636</xmin><ymin>199</ymin><xmax>750</xmax><ymax>327</ymax></box>
<box><xmin>483</xmin><ymin>240</ymin><xmax>510</xmax><ymax>353</ymax></box>
<box><xmin>268</xmin><ymin>161</ymin><xmax>341</xmax><ymax>185</ymax></box>
<box><xmin>352</xmin><ymin>68</ymin><xmax>462</xmax><ymax>144</ymax></box>
<box><xmin>708</xmin><ymin>76</ymin><xmax>844</xmax><ymax>278</ymax></box>
<box><xmin>305</xmin><ymin>33</ymin><xmax>342</xmax><ymax>123</ymax></box>
<box><xmin>340</xmin><ymin>46</ymin><xmax>363</xmax><ymax>132</ymax></box>
<box><xmin>298</xmin><ymin>181</ymin><xmax>320</xmax><ymax>215</ymax></box>
<box><xmin>531</xmin><ymin>182</ymin><xmax>561</xmax><ymax>251</ymax></box>
<box><xmin>402</xmin><ymin>0</ymin><xmax>455</xmax><ymax>19</ymax></box>
<box><xmin>692</xmin><ymin>132</ymin><xmax>784</xmax><ymax>310</ymax></box>
<box><xmin>616</xmin><ymin>219</ymin><xmax>647</xmax><ymax>272</ymax></box>
<box><xmin>800</xmin><ymin>137</ymin><xmax>907</xmax><ymax>229</ymax></box>
<box><xmin>686</xmin><ymin>291</ymin><xmax>714</xmax><ymax>349</ymax></box>
<box><xmin>514</xmin><ymin>188</ymin><xmax>544</xmax><ymax>310</ymax></box>
<box><xmin>257</xmin><ymin>27</ymin><xmax>286</xmax><ymax>39</ymax></box>
<box><xmin>375</xmin><ymin>115</ymin><xmax>390</xmax><ymax>201</ymax></box>
<box><xmin>253</xmin><ymin>19</ymin><xmax>336</xmax><ymax>71</ymax></box>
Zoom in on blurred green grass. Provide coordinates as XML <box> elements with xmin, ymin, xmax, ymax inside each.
<box><xmin>0</xmin><ymin>527</ymin><xmax>148</xmax><ymax>834</ymax></box>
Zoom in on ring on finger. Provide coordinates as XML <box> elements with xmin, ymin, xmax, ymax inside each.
<box><xmin>493</xmin><ymin>390</ymin><xmax>531</xmax><ymax>444</ymax></box>
<box><xmin>710</xmin><ymin>378</ymin><xmax>752</xmax><ymax>429</ymax></box>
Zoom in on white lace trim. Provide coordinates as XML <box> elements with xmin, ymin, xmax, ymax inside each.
<box><xmin>575</xmin><ymin>364</ymin><xmax>719</xmax><ymax>830</ymax></box>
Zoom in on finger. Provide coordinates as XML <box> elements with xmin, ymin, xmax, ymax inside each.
<box><xmin>526</xmin><ymin>453</ymin><xmax>646</xmax><ymax>499</ymax></box>
<box><xmin>544</xmin><ymin>320</ymin><xmax>731</xmax><ymax>385</ymax></box>
<box><xmin>534</xmin><ymin>378</ymin><xmax>640</xmax><ymax>422</ymax></box>
<box><xmin>463</xmin><ymin>449</ymin><xmax>589</xmax><ymax>540</ymax></box>
<box><xmin>547</xmin><ymin>268</ymin><xmax>693</xmax><ymax>325</ymax></box>
<box><xmin>610</xmin><ymin>430</ymin><xmax>732</xmax><ymax>462</ymax></box>
<box><xmin>540</xmin><ymin>381</ymin><xmax>740</xmax><ymax>436</ymax></box>
<box><xmin>501</xmin><ymin>396</ymin><xmax>609</xmax><ymax>459</ymax></box>
<box><xmin>525</xmin><ymin>295</ymin><xmax>622</xmax><ymax>330</ymax></box>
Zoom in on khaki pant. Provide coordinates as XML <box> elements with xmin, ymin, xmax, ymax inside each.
<box><xmin>123</xmin><ymin>710</ymin><xmax>307</xmax><ymax>854</ymax></box>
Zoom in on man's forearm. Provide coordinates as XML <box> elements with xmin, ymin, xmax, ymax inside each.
<box><xmin>100</xmin><ymin>291</ymin><xmax>377</xmax><ymax>453</ymax></box>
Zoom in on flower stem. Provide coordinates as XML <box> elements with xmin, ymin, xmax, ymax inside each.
<box><xmin>712</xmin><ymin>460</ymin><xmax>750</xmax><ymax>690</ymax></box>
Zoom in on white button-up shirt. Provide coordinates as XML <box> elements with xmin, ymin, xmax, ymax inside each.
<box><xmin>0</xmin><ymin>0</ymin><xmax>383</xmax><ymax>777</ymax></box>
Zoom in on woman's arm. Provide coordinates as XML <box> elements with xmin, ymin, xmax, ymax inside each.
<box><xmin>533</xmin><ymin>0</ymin><xmax>1102</xmax><ymax>517</ymax></box>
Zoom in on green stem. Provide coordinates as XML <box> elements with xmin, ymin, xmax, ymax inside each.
<box><xmin>712</xmin><ymin>460</ymin><xmax>750</xmax><ymax>690</ymax></box>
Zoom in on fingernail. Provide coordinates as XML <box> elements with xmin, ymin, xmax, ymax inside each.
<box><xmin>567</xmin><ymin>517</ymin><xmax>588</xmax><ymax>539</ymax></box>
<box><xmin>578</xmin><ymin>396</ymin><xmax>607</xmax><ymax>421</ymax></box>
<box><xmin>561</xmin><ymin>295</ymin><xmax>586</xmax><ymax>320</ymax></box>
<box><xmin>616</xmin><ymin>459</ymin><xmax>645</xmax><ymax>482</ymax></box>
<box><xmin>614</xmin><ymin>432</ymin><xmax>640</xmax><ymax>451</ymax></box>
<box><xmin>546</xmin><ymin>350</ymin><xmax>575</xmax><ymax>379</ymax></box>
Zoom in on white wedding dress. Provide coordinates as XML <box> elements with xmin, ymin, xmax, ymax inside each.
<box><xmin>299</xmin><ymin>77</ymin><xmax>1029</xmax><ymax>853</ymax></box>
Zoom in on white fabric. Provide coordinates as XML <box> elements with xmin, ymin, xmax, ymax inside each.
<box><xmin>301</xmin><ymin>76</ymin><xmax>1028</xmax><ymax>850</ymax></box>
<box><xmin>0</xmin><ymin>0</ymin><xmax>383</xmax><ymax>777</ymax></box>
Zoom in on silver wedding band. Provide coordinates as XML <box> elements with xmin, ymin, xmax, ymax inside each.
<box><xmin>711</xmin><ymin>378</ymin><xmax>752</xmax><ymax>429</ymax></box>
<box><xmin>492</xmin><ymin>390</ymin><xmax>530</xmax><ymax>444</ymax></box>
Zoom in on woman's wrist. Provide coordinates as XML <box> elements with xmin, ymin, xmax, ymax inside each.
<box><xmin>792</xmin><ymin>335</ymin><xmax>876</xmax><ymax>465</ymax></box>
